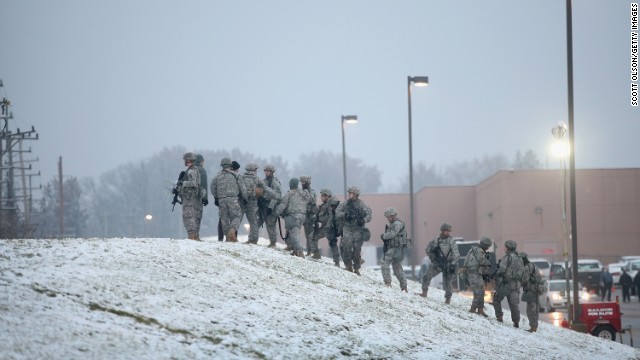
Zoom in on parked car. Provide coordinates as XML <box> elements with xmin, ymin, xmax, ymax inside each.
<box><xmin>627</xmin><ymin>259</ymin><xmax>640</xmax><ymax>281</ymax></box>
<box><xmin>539</xmin><ymin>279</ymin><xmax>592</xmax><ymax>313</ymax></box>
<box><xmin>569</xmin><ymin>259</ymin><xmax>603</xmax><ymax>293</ymax></box>
<box><xmin>529</xmin><ymin>258</ymin><xmax>551</xmax><ymax>281</ymax></box>
<box><xmin>549</xmin><ymin>262</ymin><xmax>567</xmax><ymax>280</ymax></box>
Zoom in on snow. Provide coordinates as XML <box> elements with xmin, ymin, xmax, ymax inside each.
<box><xmin>1</xmin><ymin>237</ymin><xmax>638</xmax><ymax>360</ymax></box>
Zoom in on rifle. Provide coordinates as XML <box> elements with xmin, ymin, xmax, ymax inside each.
<box><xmin>171</xmin><ymin>171</ymin><xmax>186</xmax><ymax>212</ymax></box>
<box><xmin>382</xmin><ymin>224</ymin><xmax>390</xmax><ymax>254</ymax></box>
<box><xmin>217</xmin><ymin>217</ymin><xmax>224</xmax><ymax>241</ymax></box>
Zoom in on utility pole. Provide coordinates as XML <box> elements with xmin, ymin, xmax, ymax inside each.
<box><xmin>58</xmin><ymin>157</ymin><xmax>64</xmax><ymax>238</ymax></box>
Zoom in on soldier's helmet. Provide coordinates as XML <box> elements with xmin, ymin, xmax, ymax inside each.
<box><xmin>195</xmin><ymin>154</ymin><xmax>204</xmax><ymax>165</ymax></box>
<box><xmin>299</xmin><ymin>175</ymin><xmax>311</xmax><ymax>183</ymax></box>
<box><xmin>289</xmin><ymin>177</ymin><xmax>299</xmax><ymax>189</ymax></box>
<box><xmin>220</xmin><ymin>157</ymin><xmax>232</xmax><ymax>167</ymax></box>
<box><xmin>505</xmin><ymin>240</ymin><xmax>517</xmax><ymax>251</ymax></box>
<box><xmin>384</xmin><ymin>207</ymin><xmax>398</xmax><ymax>217</ymax></box>
<box><xmin>246</xmin><ymin>163</ymin><xmax>258</xmax><ymax>171</ymax></box>
<box><xmin>329</xmin><ymin>198</ymin><xmax>340</xmax><ymax>207</ymax></box>
<box><xmin>479</xmin><ymin>237</ymin><xmax>492</xmax><ymax>248</ymax></box>
<box><xmin>183</xmin><ymin>152</ymin><xmax>197</xmax><ymax>162</ymax></box>
<box><xmin>320</xmin><ymin>188</ymin><xmax>332</xmax><ymax>196</ymax></box>
<box><xmin>440</xmin><ymin>223</ymin><xmax>452</xmax><ymax>231</ymax></box>
<box><xmin>264</xmin><ymin>164</ymin><xmax>276</xmax><ymax>172</ymax></box>
<box><xmin>347</xmin><ymin>186</ymin><xmax>360</xmax><ymax>196</ymax></box>
<box><xmin>519</xmin><ymin>252</ymin><xmax>528</xmax><ymax>259</ymax></box>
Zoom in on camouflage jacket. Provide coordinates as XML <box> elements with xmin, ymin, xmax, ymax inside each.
<box><xmin>381</xmin><ymin>219</ymin><xmax>407</xmax><ymax>248</ymax></box>
<box><xmin>426</xmin><ymin>236</ymin><xmax>460</xmax><ymax>265</ymax></box>
<box><xmin>241</xmin><ymin>171</ymin><xmax>264</xmax><ymax>204</ymax></box>
<box><xmin>211</xmin><ymin>169</ymin><xmax>248</xmax><ymax>201</ymax></box>
<box><xmin>275</xmin><ymin>189</ymin><xmax>311</xmax><ymax>217</ymax></box>
<box><xmin>177</xmin><ymin>165</ymin><xmax>201</xmax><ymax>201</ymax></box>
<box><xmin>259</xmin><ymin>175</ymin><xmax>281</xmax><ymax>210</ymax></box>
<box><xmin>195</xmin><ymin>164</ymin><xmax>208</xmax><ymax>202</ymax></box>
<box><xmin>335</xmin><ymin>198</ymin><xmax>372</xmax><ymax>229</ymax></box>
<box><xmin>495</xmin><ymin>251</ymin><xmax>524</xmax><ymax>289</ymax></box>
<box><xmin>463</xmin><ymin>245</ymin><xmax>491</xmax><ymax>275</ymax></box>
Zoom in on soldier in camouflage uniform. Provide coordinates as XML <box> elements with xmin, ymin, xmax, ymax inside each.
<box><xmin>461</xmin><ymin>237</ymin><xmax>492</xmax><ymax>316</ymax></box>
<box><xmin>194</xmin><ymin>154</ymin><xmax>209</xmax><ymax>239</ymax></box>
<box><xmin>275</xmin><ymin>178</ymin><xmax>310</xmax><ymax>258</ymax></box>
<box><xmin>420</xmin><ymin>223</ymin><xmax>460</xmax><ymax>304</ymax></box>
<box><xmin>310</xmin><ymin>189</ymin><xmax>341</xmax><ymax>265</ymax></box>
<box><xmin>258</xmin><ymin>164</ymin><xmax>282</xmax><ymax>248</ymax></box>
<box><xmin>518</xmin><ymin>252</ymin><xmax>541</xmax><ymax>332</ymax></box>
<box><xmin>211</xmin><ymin>157</ymin><xmax>248</xmax><ymax>242</ymax></box>
<box><xmin>335</xmin><ymin>186</ymin><xmax>372</xmax><ymax>275</ymax></box>
<box><xmin>177</xmin><ymin>152</ymin><xmax>202</xmax><ymax>240</ymax></box>
<box><xmin>492</xmin><ymin>239</ymin><xmax>524</xmax><ymax>327</ymax></box>
<box><xmin>299</xmin><ymin>176</ymin><xmax>318</xmax><ymax>256</ymax></box>
<box><xmin>328</xmin><ymin>197</ymin><xmax>342</xmax><ymax>267</ymax></box>
<box><xmin>240</xmin><ymin>163</ymin><xmax>264</xmax><ymax>244</ymax></box>
<box><xmin>380</xmin><ymin>207</ymin><xmax>408</xmax><ymax>292</ymax></box>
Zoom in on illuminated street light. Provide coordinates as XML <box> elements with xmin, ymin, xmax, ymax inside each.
<box><xmin>407</xmin><ymin>76</ymin><xmax>428</xmax><ymax>278</ymax></box>
<box><xmin>341</xmin><ymin>115</ymin><xmax>358</xmax><ymax>199</ymax></box>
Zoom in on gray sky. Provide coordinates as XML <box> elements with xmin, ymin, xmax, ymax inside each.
<box><xmin>1</xmin><ymin>0</ymin><xmax>638</xmax><ymax>192</ymax></box>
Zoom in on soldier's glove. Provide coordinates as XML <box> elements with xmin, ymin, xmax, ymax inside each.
<box><xmin>356</xmin><ymin>219</ymin><xmax>365</xmax><ymax>227</ymax></box>
<box><xmin>202</xmin><ymin>198</ymin><xmax>209</xmax><ymax>206</ymax></box>
<box><xmin>214</xmin><ymin>198</ymin><xmax>219</xmax><ymax>207</ymax></box>
<box><xmin>255</xmin><ymin>186</ymin><xmax>264</xmax><ymax>197</ymax></box>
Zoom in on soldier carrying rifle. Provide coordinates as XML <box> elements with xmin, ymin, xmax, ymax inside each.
<box><xmin>419</xmin><ymin>223</ymin><xmax>460</xmax><ymax>304</ymax></box>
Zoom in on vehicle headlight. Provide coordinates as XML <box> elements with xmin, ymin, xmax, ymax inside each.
<box><xmin>552</xmin><ymin>293</ymin><xmax>561</xmax><ymax>301</ymax></box>
<box><xmin>580</xmin><ymin>292</ymin><xmax>590</xmax><ymax>301</ymax></box>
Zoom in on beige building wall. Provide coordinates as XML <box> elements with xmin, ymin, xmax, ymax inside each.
<box><xmin>355</xmin><ymin>168</ymin><xmax>640</xmax><ymax>268</ymax></box>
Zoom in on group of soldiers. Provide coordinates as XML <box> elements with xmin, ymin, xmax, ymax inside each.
<box><xmin>175</xmin><ymin>153</ymin><xmax>544</xmax><ymax>331</ymax></box>
<box><xmin>174</xmin><ymin>152</ymin><xmax>375</xmax><ymax>274</ymax></box>
<box><xmin>423</xmin><ymin>224</ymin><xmax>544</xmax><ymax>333</ymax></box>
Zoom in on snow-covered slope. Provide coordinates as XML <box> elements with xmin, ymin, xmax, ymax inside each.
<box><xmin>1</xmin><ymin>237</ymin><xmax>638</xmax><ymax>359</ymax></box>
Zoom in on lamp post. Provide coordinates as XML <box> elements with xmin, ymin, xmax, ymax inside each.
<box><xmin>552</xmin><ymin>122</ymin><xmax>571</xmax><ymax>323</ymax></box>
<box><xmin>144</xmin><ymin>214</ymin><xmax>153</xmax><ymax>238</ymax></box>
<box><xmin>341</xmin><ymin>115</ymin><xmax>358</xmax><ymax>200</ymax></box>
<box><xmin>407</xmin><ymin>76</ymin><xmax>428</xmax><ymax>277</ymax></box>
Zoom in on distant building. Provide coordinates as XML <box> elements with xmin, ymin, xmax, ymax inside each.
<box><xmin>349</xmin><ymin>168</ymin><xmax>640</xmax><ymax>267</ymax></box>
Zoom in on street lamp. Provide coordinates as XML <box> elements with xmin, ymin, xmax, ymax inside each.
<box><xmin>407</xmin><ymin>76</ymin><xmax>428</xmax><ymax>277</ymax></box>
<box><xmin>144</xmin><ymin>214</ymin><xmax>153</xmax><ymax>238</ymax></box>
<box><xmin>551</xmin><ymin>122</ymin><xmax>572</xmax><ymax>323</ymax></box>
<box><xmin>341</xmin><ymin>115</ymin><xmax>358</xmax><ymax>199</ymax></box>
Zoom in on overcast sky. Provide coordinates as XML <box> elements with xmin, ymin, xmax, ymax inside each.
<box><xmin>1</xmin><ymin>1</ymin><xmax>638</xmax><ymax>192</ymax></box>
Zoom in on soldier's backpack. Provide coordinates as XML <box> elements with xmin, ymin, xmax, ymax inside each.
<box><xmin>528</xmin><ymin>265</ymin><xmax>545</xmax><ymax>295</ymax></box>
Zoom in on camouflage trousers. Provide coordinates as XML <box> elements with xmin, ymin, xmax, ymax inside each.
<box><xmin>340</xmin><ymin>225</ymin><xmax>364</xmax><ymax>270</ymax></box>
<box><xmin>182</xmin><ymin>199</ymin><xmax>202</xmax><ymax>234</ymax></box>
<box><xmin>302</xmin><ymin>218</ymin><xmax>315</xmax><ymax>253</ymax></box>
<box><xmin>311</xmin><ymin>227</ymin><xmax>340</xmax><ymax>263</ymax></box>
<box><xmin>283</xmin><ymin>214</ymin><xmax>304</xmax><ymax>252</ymax></box>
<box><xmin>242</xmin><ymin>201</ymin><xmax>260</xmax><ymax>243</ymax></box>
<box><xmin>219</xmin><ymin>197</ymin><xmax>243</xmax><ymax>235</ymax></box>
<box><xmin>467</xmin><ymin>273</ymin><xmax>486</xmax><ymax>309</ymax></box>
<box><xmin>422</xmin><ymin>264</ymin><xmax>455</xmax><ymax>298</ymax></box>
<box><xmin>525</xmin><ymin>300</ymin><xmax>538</xmax><ymax>327</ymax></box>
<box><xmin>492</xmin><ymin>288</ymin><xmax>521</xmax><ymax>324</ymax></box>
<box><xmin>381</xmin><ymin>246</ymin><xmax>407</xmax><ymax>290</ymax></box>
<box><xmin>258</xmin><ymin>207</ymin><xmax>279</xmax><ymax>244</ymax></box>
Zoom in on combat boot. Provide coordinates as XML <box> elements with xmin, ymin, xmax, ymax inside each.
<box><xmin>284</xmin><ymin>245</ymin><xmax>292</xmax><ymax>251</ymax></box>
<box><xmin>334</xmin><ymin>262</ymin><xmax>340</xmax><ymax>267</ymax></box>
<box><xmin>496</xmin><ymin>315</ymin><xmax>503</xmax><ymax>323</ymax></box>
<box><xmin>477</xmin><ymin>307</ymin><xmax>489</xmax><ymax>318</ymax></box>
<box><xmin>226</xmin><ymin>228</ymin><xmax>237</xmax><ymax>242</ymax></box>
<box><xmin>445</xmin><ymin>297</ymin><xmax>451</xmax><ymax>305</ymax></box>
<box><xmin>353</xmin><ymin>268</ymin><xmax>361</xmax><ymax>276</ymax></box>
<box><xmin>469</xmin><ymin>306</ymin><xmax>477</xmax><ymax>313</ymax></box>
<box><xmin>401</xmin><ymin>286</ymin><xmax>408</xmax><ymax>293</ymax></box>
<box><xmin>268</xmin><ymin>243</ymin><xmax>277</xmax><ymax>248</ymax></box>
<box><xmin>188</xmin><ymin>232</ymin><xmax>197</xmax><ymax>240</ymax></box>
<box><xmin>527</xmin><ymin>325</ymin><xmax>537</xmax><ymax>333</ymax></box>
<box><xmin>418</xmin><ymin>289</ymin><xmax>428</xmax><ymax>298</ymax></box>
<box><xmin>296</xmin><ymin>250</ymin><xmax>305</xmax><ymax>259</ymax></box>
<box><xmin>312</xmin><ymin>252</ymin><xmax>322</xmax><ymax>260</ymax></box>
<box><xmin>513</xmin><ymin>322</ymin><xmax>519</xmax><ymax>328</ymax></box>
<box><xmin>385</xmin><ymin>283</ymin><xmax>392</xmax><ymax>288</ymax></box>
<box><xmin>345</xmin><ymin>265</ymin><xmax>353</xmax><ymax>273</ymax></box>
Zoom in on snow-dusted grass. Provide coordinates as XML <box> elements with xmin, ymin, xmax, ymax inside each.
<box><xmin>1</xmin><ymin>237</ymin><xmax>638</xmax><ymax>359</ymax></box>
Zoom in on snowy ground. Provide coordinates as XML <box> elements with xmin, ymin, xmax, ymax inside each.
<box><xmin>1</xmin><ymin>237</ymin><xmax>639</xmax><ymax>360</ymax></box>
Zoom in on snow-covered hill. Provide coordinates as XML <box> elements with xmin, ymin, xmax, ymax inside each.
<box><xmin>1</xmin><ymin>237</ymin><xmax>638</xmax><ymax>359</ymax></box>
